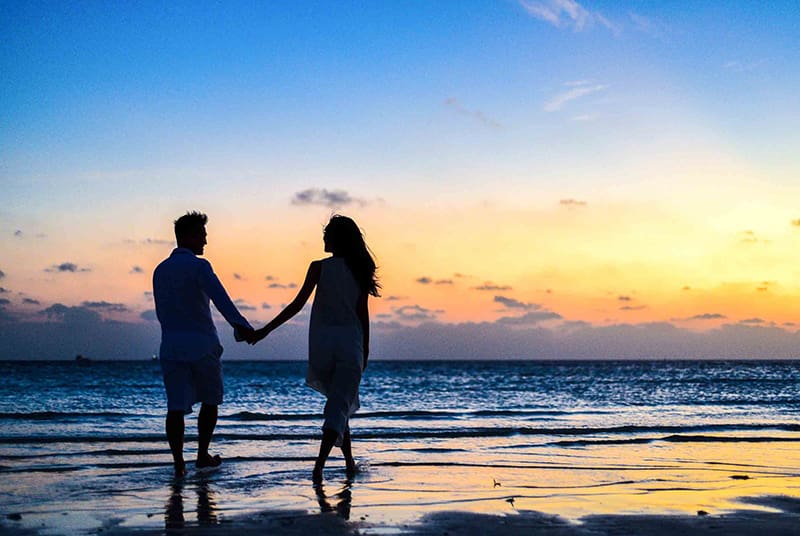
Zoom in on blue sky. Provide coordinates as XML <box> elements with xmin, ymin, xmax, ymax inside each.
<box><xmin>2</xmin><ymin>1</ymin><xmax>800</xmax><ymax>359</ymax></box>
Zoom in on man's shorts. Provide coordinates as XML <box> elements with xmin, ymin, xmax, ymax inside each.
<box><xmin>160</xmin><ymin>351</ymin><xmax>223</xmax><ymax>414</ymax></box>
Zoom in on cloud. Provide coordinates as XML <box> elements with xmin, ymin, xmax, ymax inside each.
<box><xmin>685</xmin><ymin>313</ymin><xmax>727</xmax><ymax>321</ymax></box>
<box><xmin>268</xmin><ymin>282</ymin><xmax>297</xmax><ymax>289</ymax></box>
<box><xmin>520</xmin><ymin>0</ymin><xmax>619</xmax><ymax>34</ymax></box>
<box><xmin>435</xmin><ymin>279</ymin><xmax>454</xmax><ymax>285</ymax></box>
<box><xmin>234</xmin><ymin>299</ymin><xmax>257</xmax><ymax>311</ymax></box>
<box><xmin>724</xmin><ymin>59</ymin><xmax>765</xmax><ymax>73</ymax></box>
<box><xmin>130</xmin><ymin>266</ymin><xmax>144</xmax><ymax>274</ymax></box>
<box><xmin>385</xmin><ymin>296</ymin><xmax>406</xmax><ymax>301</ymax></box>
<box><xmin>265</xmin><ymin>275</ymin><xmax>275</xmax><ymax>281</ymax></box>
<box><xmin>497</xmin><ymin>310</ymin><xmax>563</xmax><ymax>325</ymax></box>
<box><xmin>544</xmin><ymin>82</ymin><xmax>607</xmax><ymax>112</ymax></box>
<box><xmin>22</xmin><ymin>298</ymin><xmax>40</xmax><ymax>305</ymax></box>
<box><xmin>560</xmin><ymin>198</ymin><xmax>587</xmax><ymax>207</ymax></box>
<box><xmin>124</xmin><ymin>238</ymin><xmax>173</xmax><ymax>246</ymax></box>
<box><xmin>0</xmin><ymin>287</ymin><xmax>8</xmax><ymax>294</ymax></box>
<box><xmin>291</xmin><ymin>188</ymin><xmax>366</xmax><ymax>208</ymax></box>
<box><xmin>394</xmin><ymin>305</ymin><xmax>440</xmax><ymax>322</ymax></box>
<box><xmin>45</xmin><ymin>262</ymin><xmax>90</xmax><ymax>273</ymax></box>
<box><xmin>41</xmin><ymin>303</ymin><xmax>102</xmax><ymax>324</ymax></box>
<box><xmin>444</xmin><ymin>97</ymin><xmax>502</xmax><ymax>129</ymax></box>
<box><xmin>0</xmin><ymin>298</ymin><xmax>10</xmax><ymax>306</ymax></box>
<box><xmin>14</xmin><ymin>230</ymin><xmax>22</xmax><ymax>237</ymax></box>
<box><xmin>473</xmin><ymin>282</ymin><xmax>512</xmax><ymax>291</ymax></box>
<box><xmin>0</xmin><ymin>270</ymin><xmax>5</xmax><ymax>279</ymax></box>
<box><xmin>494</xmin><ymin>295</ymin><xmax>541</xmax><ymax>311</ymax></box>
<box><xmin>791</xmin><ymin>219</ymin><xmax>800</xmax><ymax>227</ymax></box>
<box><xmin>140</xmin><ymin>309</ymin><xmax>158</xmax><ymax>321</ymax></box>
<box><xmin>233</xmin><ymin>273</ymin><xmax>243</xmax><ymax>280</ymax></box>
<box><xmin>740</xmin><ymin>317</ymin><xmax>765</xmax><ymax>324</ymax></box>
<box><xmin>82</xmin><ymin>301</ymin><xmax>130</xmax><ymax>313</ymax></box>
<box><xmin>619</xmin><ymin>305</ymin><xmax>647</xmax><ymax>311</ymax></box>
<box><xmin>617</xmin><ymin>295</ymin><xmax>632</xmax><ymax>302</ymax></box>
<box><xmin>739</xmin><ymin>230</ymin><xmax>769</xmax><ymax>245</ymax></box>
<box><xmin>261</xmin><ymin>302</ymin><xmax>272</xmax><ymax>309</ymax></box>
<box><xmin>416</xmin><ymin>277</ymin><xmax>432</xmax><ymax>285</ymax></box>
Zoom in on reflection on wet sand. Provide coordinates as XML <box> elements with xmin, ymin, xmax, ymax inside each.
<box><xmin>315</xmin><ymin>479</ymin><xmax>353</xmax><ymax>520</ymax></box>
<box><xmin>164</xmin><ymin>475</ymin><xmax>219</xmax><ymax>529</ymax></box>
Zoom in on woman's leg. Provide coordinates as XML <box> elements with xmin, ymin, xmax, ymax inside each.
<box><xmin>340</xmin><ymin>426</ymin><xmax>356</xmax><ymax>475</ymax></box>
<box><xmin>313</xmin><ymin>428</ymin><xmax>338</xmax><ymax>483</ymax></box>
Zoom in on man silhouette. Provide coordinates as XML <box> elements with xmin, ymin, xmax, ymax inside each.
<box><xmin>153</xmin><ymin>211</ymin><xmax>255</xmax><ymax>477</ymax></box>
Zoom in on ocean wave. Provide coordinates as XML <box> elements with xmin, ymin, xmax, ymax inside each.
<box><xmin>2</xmin><ymin>422</ymin><xmax>799</xmax><ymax>445</ymax></box>
<box><xmin>0</xmin><ymin>411</ymin><xmax>140</xmax><ymax>420</ymax></box>
<box><xmin>226</xmin><ymin>408</ymin><xmax>606</xmax><ymax>421</ymax></box>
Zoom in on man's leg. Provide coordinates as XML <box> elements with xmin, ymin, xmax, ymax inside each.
<box><xmin>197</xmin><ymin>403</ymin><xmax>218</xmax><ymax>465</ymax></box>
<box><xmin>166</xmin><ymin>410</ymin><xmax>186</xmax><ymax>477</ymax></box>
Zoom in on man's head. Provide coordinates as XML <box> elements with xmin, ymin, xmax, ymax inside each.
<box><xmin>174</xmin><ymin>211</ymin><xmax>208</xmax><ymax>255</ymax></box>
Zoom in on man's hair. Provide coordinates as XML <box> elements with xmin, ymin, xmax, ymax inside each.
<box><xmin>174</xmin><ymin>211</ymin><xmax>208</xmax><ymax>240</ymax></box>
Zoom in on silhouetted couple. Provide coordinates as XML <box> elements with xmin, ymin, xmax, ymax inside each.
<box><xmin>152</xmin><ymin>211</ymin><xmax>379</xmax><ymax>483</ymax></box>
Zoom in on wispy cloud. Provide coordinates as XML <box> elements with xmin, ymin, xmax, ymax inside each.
<box><xmin>130</xmin><ymin>266</ymin><xmax>144</xmax><ymax>274</ymax></box>
<box><xmin>82</xmin><ymin>300</ymin><xmax>129</xmax><ymax>313</ymax></box>
<box><xmin>234</xmin><ymin>299</ymin><xmax>257</xmax><ymax>311</ymax></box>
<box><xmin>444</xmin><ymin>97</ymin><xmax>502</xmax><ymax>129</ymax></box>
<box><xmin>740</xmin><ymin>317</ymin><xmax>765</xmax><ymax>324</ymax></box>
<box><xmin>0</xmin><ymin>269</ymin><xmax>5</xmax><ymax>279</ymax></box>
<box><xmin>473</xmin><ymin>282</ymin><xmax>512</xmax><ymax>291</ymax></box>
<box><xmin>45</xmin><ymin>262</ymin><xmax>91</xmax><ymax>273</ymax></box>
<box><xmin>497</xmin><ymin>310</ymin><xmax>562</xmax><ymax>325</ymax></box>
<box><xmin>619</xmin><ymin>305</ymin><xmax>646</xmax><ymax>311</ymax></box>
<box><xmin>682</xmin><ymin>313</ymin><xmax>728</xmax><ymax>321</ymax></box>
<box><xmin>494</xmin><ymin>295</ymin><xmax>541</xmax><ymax>311</ymax></box>
<box><xmin>560</xmin><ymin>198</ymin><xmax>587</xmax><ymax>208</ymax></box>
<box><xmin>724</xmin><ymin>59</ymin><xmax>765</xmax><ymax>73</ymax></box>
<box><xmin>268</xmin><ymin>282</ymin><xmax>297</xmax><ymax>289</ymax></box>
<box><xmin>22</xmin><ymin>298</ymin><xmax>40</xmax><ymax>305</ymax></box>
<box><xmin>394</xmin><ymin>305</ymin><xmax>440</xmax><ymax>322</ymax></box>
<box><xmin>291</xmin><ymin>188</ymin><xmax>366</xmax><ymax>209</ymax></box>
<box><xmin>520</xmin><ymin>0</ymin><xmax>618</xmax><ymax>34</ymax></box>
<box><xmin>544</xmin><ymin>82</ymin><xmax>607</xmax><ymax>112</ymax></box>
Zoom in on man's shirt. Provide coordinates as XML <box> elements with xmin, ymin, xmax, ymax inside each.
<box><xmin>153</xmin><ymin>248</ymin><xmax>252</xmax><ymax>361</ymax></box>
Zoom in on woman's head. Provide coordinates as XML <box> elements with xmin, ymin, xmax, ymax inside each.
<box><xmin>323</xmin><ymin>215</ymin><xmax>380</xmax><ymax>297</ymax></box>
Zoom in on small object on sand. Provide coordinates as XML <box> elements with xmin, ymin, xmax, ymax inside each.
<box><xmin>493</xmin><ymin>478</ymin><xmax>501</xmax><ymax>487</ymax></box>
<box><xmin>730</xmin><ymin>475</ymin><xmax>750</xmax><ymax>480</ymax></box>
<box><xmin>7</xmin><ymin>513</ymin><xmax>22</xmax><ymax>521</ymax></box>
<box><xmin>697</xmin><ymin>510</ymin><xmax>709</xmax><ymax>516</ymax></box>
<box><xmin>506</xmin><ymin>497</ymin><xmax>515</xmax><ymax>507</ymax></box>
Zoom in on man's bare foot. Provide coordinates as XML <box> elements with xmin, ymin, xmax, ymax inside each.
<box><xmin>195</xmin><ymin>453</ymin><xmax>222</xmax><ymax>471</ymax></box>
<box><xmin>174</xmin><ymin>461</ymin><xmax>187</xmax><ymax>478</ymax></box>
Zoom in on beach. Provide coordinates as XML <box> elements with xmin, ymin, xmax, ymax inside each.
<box><xmin>2</xmin><ymin>360</ymin><xmax>799</xmax><ymax>534</ymax></box>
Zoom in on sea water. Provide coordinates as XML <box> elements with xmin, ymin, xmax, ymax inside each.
<box><xmin>1</xmin><ymin>360</ymin><xmax>799</xmax><ymax>532</ymax></box>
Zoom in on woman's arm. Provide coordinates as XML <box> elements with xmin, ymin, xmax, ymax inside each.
<box><xmin>357</xmin><ymin>291</ymin><xmax>369</xmax><ymax>369</ymax></box>
<box><xmin>251</xmin><ymin>261</ymin><xmax>321</xmax><ymax>344</ymax></box>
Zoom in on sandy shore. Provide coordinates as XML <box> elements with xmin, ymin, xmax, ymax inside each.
<box><xmin>47</xmin><ymin>494</ymin><xmax>796</xmax><ymax>535</ymax></box>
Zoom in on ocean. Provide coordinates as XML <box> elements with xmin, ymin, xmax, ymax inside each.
<box><xmin>2</xmin><ymin>360</ymin><xmax>799</xmax><ymax>533</ymax></box>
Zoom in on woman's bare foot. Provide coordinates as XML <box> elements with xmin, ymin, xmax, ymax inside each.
<box><xmin>312</xmin><ymin>467</ymin><xmax>323</xmax><ymax>484</ymax></box>
<box><xmin>345</xmin><ymin>458</ymin><xmax>358</xmax><ymax>478</ymax></box>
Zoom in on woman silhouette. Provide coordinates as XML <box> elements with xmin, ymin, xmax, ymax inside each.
<box><xmin>252</xmin><ymin>215</ymin><xmax>380</xmax><ymax>482</ymax></box>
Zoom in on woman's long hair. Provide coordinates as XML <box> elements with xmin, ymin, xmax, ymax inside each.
<box><xmin>324</xmin><ymin>215</ymin><xmax>380</xmax><ymax>297</ymax></box>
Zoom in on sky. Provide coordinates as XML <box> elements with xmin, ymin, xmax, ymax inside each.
<box><xmin>2</xmin><ymin>1</ymin><xmax>800</xmax><ymax>359</ymax></box>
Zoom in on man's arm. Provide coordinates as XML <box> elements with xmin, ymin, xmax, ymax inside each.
<box><xmin>198</xmin><ymin>261</ymin><xmax>254</xmax><ymax>340</ymax></box>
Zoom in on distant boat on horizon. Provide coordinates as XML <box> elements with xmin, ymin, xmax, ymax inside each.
<box><xmin>75</xmin><ymin>354</ymin><xmax>91</xmax><ymax>364</ymax></box>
